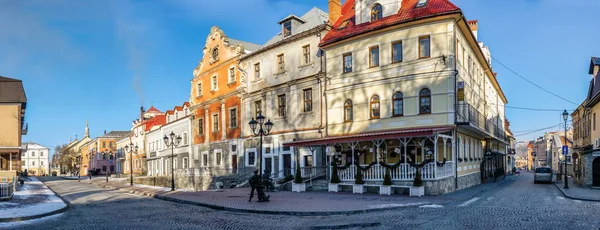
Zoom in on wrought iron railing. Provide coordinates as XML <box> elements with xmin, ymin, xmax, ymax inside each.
<box><xmin>457</xmin><ymin>104</ymin><xmax>485</xmax><ymax>130</ymax></box>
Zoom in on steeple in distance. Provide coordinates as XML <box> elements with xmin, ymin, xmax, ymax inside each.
<box><xmin>85</xmin><ymin>120</ymin><xmax>90</xmax><ymax>138</ymax></box>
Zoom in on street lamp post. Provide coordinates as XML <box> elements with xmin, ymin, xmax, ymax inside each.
<box><xmin>562</xmin><ymin>110</ymin><xmax>569</xmax><ymax>189</ymax></box>
<box><xmin>124</xmin><ymin>143</ymin><xmax>139</xmax><ymax>186</ymax></box>
<box><xmin>77</xmin><ymin>156</ymin><xmax>81</xmax><ymax>182</ymax></box>
<box><xmin>163</xmin><ymin>131</ymin><xmax>182</xmax><ymax>191</ymax></box>
<box><xmin>105</xmin><ymin>150</ymin><xmax>112</xmax><ymax>183</ymax></box>
<box><xmin>248</xmin><ymin>113</ymin><xmax>274</xmax><ymax>200</ymax></box>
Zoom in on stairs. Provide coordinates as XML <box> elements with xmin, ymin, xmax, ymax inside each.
<box><xmin>307</xmin><ymin>179</ymin><xmax>329</xmax><ymax>191</ymax></box>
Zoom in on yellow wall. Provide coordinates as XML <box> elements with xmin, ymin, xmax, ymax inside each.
<box><xmin>590</xmin><ymin>103</ymin><xmax>600</xmax><ymax>143</ymax></box>
<box><xmin>0</xmin><ymin>104</ymin><xmax>21</xmax><ymax>147</ymax></box>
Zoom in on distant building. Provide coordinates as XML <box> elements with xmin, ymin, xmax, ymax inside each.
<box><xmin>21</xmin><ymin>142</ymin><xmax>50</xmax><ymax>176</ymax></box>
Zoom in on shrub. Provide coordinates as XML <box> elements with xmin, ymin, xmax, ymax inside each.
<box><xmin>413</xmin><ymin>168</ymin><xmax>423</xmax><ymax>187</ymax></box>
<box><xmin>330</xmin><ymin>164</ymin><xmax>341</xmax><ymax>184</ymax></box>
<box><xmin>383</xmin><ymin>168</ymin><xmax>392</xmax><ymax>186</ymax></box>
<box><xmin>354</xmin><ymin>168</ymin><xmax>364</xmax><ymax>184</ymax></box>
<box><xmin>294</xmin><ymin>160</ymin><xmax>303</xmax><ymax>184</ymax></box>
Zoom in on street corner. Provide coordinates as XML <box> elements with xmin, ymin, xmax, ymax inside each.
<box><xmin>0</xmin><ymin>177</ymin><xmax>69</xmax><ymax>223</ymax></box>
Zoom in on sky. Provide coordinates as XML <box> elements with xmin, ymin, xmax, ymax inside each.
<box><xmin>1</xmin><ymin>0</ymin><xmax>598</xmax><ymax>158</ymax></box>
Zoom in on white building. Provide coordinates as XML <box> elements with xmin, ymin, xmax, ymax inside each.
<box><xmin>21</xmin><ymin>142</ymin><xmax>50</xmax><ymax>176</ymax></box>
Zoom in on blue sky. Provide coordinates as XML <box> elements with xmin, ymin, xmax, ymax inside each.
<box><xmin>1</xmin><ymin>0</ymin><xmax>598</xmax><ymax>157</ymax></box>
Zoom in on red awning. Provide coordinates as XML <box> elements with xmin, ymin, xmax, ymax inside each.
<box><xmin>283</xmin><ymin>126</ymin><xmax>454</xmax><ymax>147</ymax></box>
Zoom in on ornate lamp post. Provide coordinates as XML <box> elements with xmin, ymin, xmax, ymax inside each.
<box><xmin>104</xmin><ymin>150</ymin><xmax>113</xmax><ymax>183</ymax></box>
<box><xmin>248</xmin><ymin>114</ymin><xmax>273</xmax><ymax>197</ymax></box>
<box><xmin>163</xmin><ymin>131</ymin><xmax>182</xmax><ymax>191</ymax></box>
<box><xmin>124</xmin><ymin>143</ymin><xmax>139</xmax><ymax>186</ymax></box>
<box><xmin>562</xmin><ymin>110</ymin><xmax>569</xmax><ymax>189</ymax></box>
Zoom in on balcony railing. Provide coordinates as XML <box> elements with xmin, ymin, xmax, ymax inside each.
<box><xmin>22</xmin><ymin>123</ymin><xmax>28</xmax><ymax>135</ymax></box>
<box><xmin>457</xmin><ymin>103</ymin><xmax>506</xmax><ymax>142</ymax></box>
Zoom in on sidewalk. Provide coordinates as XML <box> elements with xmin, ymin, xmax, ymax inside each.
<box><xmin>0</xmin><ymin>177</ymin><xmax>68</xmax><ymax>222</ymax></box>
<box><xmin>87</xmin><ymin>175</ymin><xmax>515</xmax><ymax>216</ymax></box>
<box><xmin>554</xmin><ymin>176</ymin><xmax>600</xmax><ymax>201</ymax></box>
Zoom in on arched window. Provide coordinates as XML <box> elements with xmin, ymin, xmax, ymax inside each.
<box><xmin>370</xmin><ymin>95</ymin><xmax>380</xmax><ymax>119</ymax></box>
<box><xmin>392</xmin><ymin>92</ymin><xmax>403</xmax><ymax>116</ymax></box>
<box><xmin>371</xmin><ymin>3</ymin><xmax>383</xmax><ymax>21</ymax></box>
<box><xmin>212</xmin><ymin>47</ymin><xmax>219</xmax><ymax>60</ymax></box>
<box><xmin>344</xmin><ymin>100</ymin><xmax>353</xmax><ymax>122</ymax></box>
<box><xmin>419</xmin><ymin>88</ymin><xmax>431</xmax><ymax>114</ymax></box>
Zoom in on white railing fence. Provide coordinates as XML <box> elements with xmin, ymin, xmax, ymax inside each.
<box><xmin>335</xmin><ymin>162</ymin><xmax>455</xmax><ymax>182</ymax></box>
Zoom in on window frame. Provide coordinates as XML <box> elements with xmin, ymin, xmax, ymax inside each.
<box><xmin>198</xmin><ymin>118</ymin><xmax>204</xmax><ymax>135</ymax></box>
<box><xmin>228</xmin><ymin>66</ymin><xmax>236</xmax><ymax>83</ymax></box>
<box><xmin>182</xmin><ymin>132</ymin><xmax>188</xmax><ymax>145</ymax></box>
<box><xmin>277</xmin><ymin>94</ymin><xmax>286</xmax><ymax>117</ymax></box>
<box><xmin>342</xmin><ymin>53</ymin><xmax>353</xmax><ymax>73</ymax></box>
<box><xmin>419</xmin><ymin>88</ymin><xmax>432</xmax><ymax>114</ymax></box>
<box><xmin>254</xmin><ymin>100</ymin><xmax>262</xmax><ymax>117</ymax></box>
<box><xmin>392</xmin><ymin>92</ymin><xmax>404</xmax><ymax>116</ymax></box>
<box><xmin>370</xmin><ymin>95</ymin><xmax>381</xmax><ymax>119</ymax></box>
<box><xmin>303</xmin><ymin>88</ymin><xmax>313</xmax><ymax>113</ymax></box>
<box><xmin>229</xmin><ymin>108</ymin><xmax>238</xmax><ymax>128</ymax></box>
<box><xmin>213</xmin><ymin>113</ymin><xmax>219</xmax><ymax>132</ymax></box>
<box><xmin>302</xmin><ymin>45</ymin><xmax>311</xmax><ymax>64</ymax></box>
<box><xmin>391</xmin><ymin>41</ymin><xmax>403</xmax><ymax>63</ymax></box>
<box><xmin>277</xmin><ymin>53</ymin><xmax>285</xmax><ymax>73</ymax></box>
<box><xmin>371</xmin><ymin>3</ymin><xmax>383</xmax><ymax>21</ymax></box>
<box><xmin>211</xmin><ymin>75</ymin><xmax>218</xmax><ymax>91</ymax></box>
<box><xmin>369</xmin><ymin>45</ymin><xmax>380</xmax><ymax>68</ymax></box>
<box><xmin>283</xmin><ymin>20</ymin><xmax>292</xmax><ymax>37</ymax></box>
<box><xmin>254</xmin><ymin>63</ymin><xmax>261</xmax><ymax>79</ymax></box>
<box><xmin>418</xmin><ymin>35</ymin><xmax>431</xmax><ymax>59</ymax></box>
<box><xmin>344</xmin><ymin>100</ymin><xmax>353</xmax><ymax>122</ymax></box>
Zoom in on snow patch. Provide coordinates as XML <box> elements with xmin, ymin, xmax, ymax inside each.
<box><xmin>419</xmin><ymin>204</ymin><xmax>444</xmax><ymax>208</ymax></box>
<box><xmin>0</xmin><ymin>213</ymin><xmax>64</xmax><ymax>228</ymax></box>
<box><xmin>0</xmin><ymin>177</ymin><xmax>67</xmax><ymax>219</ymax></box>
<box><xmin>458</xmin><ymin>197</ymin><xmax>480</xmax><ymax>207</ymax></box>
<box><xmin>368</xmin><ymin>202</ymin><xmax>428</xmax><ymax>209</ymax></box>
<box><xmin>557</xmin><ymin>196</ymin><xmax>565</xmax><ymax>200</ymax></box>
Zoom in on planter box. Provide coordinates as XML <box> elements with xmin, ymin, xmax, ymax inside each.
<box><xmin>292</xmin><ymin>183</ymin><xmax>306</xmax><ymax>192</ymax></box>
<box><xmin>353</xmin><ymin>184</ymin><xmax>364</xmax><ymax>194</ymax></box>
<box><xmin>380</xmin><ymin>185</ymin><xmax>392</xmax><ymax>195</ymax></box>
<box><xmin>410</xmin><ymin>186</ymin><xmax>425</xmax><ymax>197</ymax></box>
<box><xmin>328</xmin><ymin>183</ymin><xmax>340</xmax><ymax>192</ymax></box>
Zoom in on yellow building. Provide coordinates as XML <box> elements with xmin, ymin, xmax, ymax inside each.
<box><xmin>79</xmin><ymin>131</ymin><xmax>129</xmax><ymax>176</ymax></box>
<box><xmin>0</xmin><ymin>76</ymin><xmax>27</xmax><ymax>178</ymax></box>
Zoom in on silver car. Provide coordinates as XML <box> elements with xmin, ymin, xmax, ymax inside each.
<box><xmin>534</xmin><ymin>167</ymin><xmax>552</xmax><ymax>184</ymax></box>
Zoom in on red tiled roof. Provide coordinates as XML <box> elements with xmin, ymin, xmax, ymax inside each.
<box><xmin>146</xmin><ymin>106</ymin><xmax>161</xmax><ymax>113</ymax></box>
<box><xmin>183</xmin><ymin>102</ymin><xmax>190</xmax><ymax>107</ymax></box>
<box><xmin>320</xmin><ymin>0</ymin><xmax>461</xmax><ymax>47</ymax></box>
<box><xmin>166</xmin><ymin>110</ymin><xmax>174</xmax><ymax>115</ymax></box>
<box><xmin>174</xmin><ymin>106</ymin><xmax>183</xmax><ymax>111</ymax></box>
<box><xmin>283</xmin><ymin>126</ymin><xmax>454</xmax><ymax>147</ymax></box>
<box><xmin>144</xmin><ymin>114</ymin><xmax>166</xmax><ymax>132</ymax></box>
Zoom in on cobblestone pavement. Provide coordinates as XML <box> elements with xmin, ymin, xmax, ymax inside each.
<box><xmin>554</xmin><ymin>176</ymin><xmax>600</xmax><ymax>201</ymax></box>
<box><xmin>4</xmin><ymin>172</ymin><xmax>600</xmax><ymax>230</ymax></box>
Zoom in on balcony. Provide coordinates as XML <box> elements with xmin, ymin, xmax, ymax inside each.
<box><xmin>21</xmin><ymin>123</ymin><xmax>28</xmax><ymax>135</ymax></box>
<box><xmin>457</xmin><ymin>104</ymin><xmax>507</xmax><ymax>142</ymax></box>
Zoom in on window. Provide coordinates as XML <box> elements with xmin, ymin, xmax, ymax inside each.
<box><xmin>419</xmin><ymin>88</ymin><xmax>432</xmax><ymax>114</ymax></box>
<box><xmin>468</xmin><ymin>56</ymin><xmax>472</xmax><ymax>75</ymax></box>
<box><xmin>283</xmin><ymin>146</ymin><xmax>290</xmax><ymax>151</ymax></box>
<box><xmin>21</xmin><ymin>161</ymin><xmax>24</xmax><ymax>166</ymax></box>
<box><xmin>32</xmin><ymin>161</ymin><xmax>35</xmax><ymax>166</ymax></box>
<box><xmin>216</xmin><ymin>152</ymin><xmax>222</xmax><ymax>166</ymax></box>
<box><xmin>102</xmin><ymin>166</ymin><xmax>107</xmax><ymax>172</ymax></box>
<box><xmin>248</xmin><ymin>151</ymin><xmax>256</xmax><ymax>165</ymax></box>
<box><xmin>278</xmin><ymin>95</ymin><xmax>286</xmax><ymax>117</ymax></box>
<box><xmin>254</xmin><ymin>63</ymin><xmax>261</xmax><ymax>79</ymax></box>
<box><xmin>419</xmin><ymin>35</ymin><xmax>430</xmax><ymax>58</ymax></box>
<box><xmin>283</xmin><ymin>20</ymin><xmax>292</xmax><ymax>37</ymax></box>
<box><xmin>393</xmin><ymin>92</ymin><xmax>404</xmax><ymax>116</ymax></box>
<box><xmin>344</xmin><ymin>100</ymin><xmax>353</xmax><ymax>122</ymax></box>
<box><xmin>416</xmin><ymin>0</ymin><xmax>428</xmax><ymax>7</ymax></box>
<box><xmin>371</xmin><ymin>3</ymin><xmax>383</xmax><ymax>21</ymax></box>
<box><xmin>277</xmin><ymin>54</ymin><xmax>285</xmax><ymax>73</ymax></box>
<box><xmin>40</xmin><ymin>151</ymin><xmax>44</xmax><ymax>156</ymax></box>
<box><xmin>370</xmin><ymin>95</ymin><xmax>380</xmax><ymax>119</ymax></box>
<box><xmin>594</xmin><ymin>113</ymin><xmax>596</xmax><ymax>131</ymax></box>
<box><xmin>198</xmin><ymin>119</ymin><xmax>203</xmax><ymax>135</ymax></box>
<box><xmin>230</xmin><ymin>108</ymin><xmax>237</xmax><ymax>128</ymax></box>
<box><xmin>369</xmin><ymin>46</ymin><xmax>379</xmax><ymax>67</ymax></box>
<box><xmin>212</xmin><ymin>47</ymin><xmax>219</xmax><ymax>60</ymax></box>
<box><xmin>302</xmin><ymin>45</ymin><xmax>311</xmax><ymax>64</ymax></box>
<box><xmin>32</xmin><ymin>152</ymin><xmax>35</xmax><ymax>157</ymax></box>
<box><xmin>339</xmin><ymin>20</ymin><xmax>350</xmax><ymax>29</ymax></box>
<box><xmin>211</xmin><ymin>75</ymin><xmax>218</xmax><ymax>91</ymax></box>
<box><xmin>213</xmin><ymin>114</ymin><xmax>219</xmax><ymax>132</ymax></box>
<box><xmin>231</xmin><ymin>145</ymin><xmax>237</xmax><ymax>152</ymax></box>
<box><xmin>183</xmin><ymin>157</ymin><xmax>188</xmax><ymax>168</ymax></box>
<box><xmin>392</xmin><ymin>41</ymin><xmax>403</xmax><ymax>63</ymax></box>
<box><xmin>303</xmin><ymin>88</ymin><xmax>312</xmax><ymax>112</ymax></box>
<box><xmin>254</xmin><ymin>101</ymin><xmax>262</xmax><ymax>117</ymax></box>
<box><xmin>102</xmin><ymin>142</ymin><xmax>106</xmax><ymax>148</ymax></box>
<box><xmin>229</xmin><ymin>67</ymin><xmax>235</xmax><ymax>83</ymax></box>
<box><xmin>202</xmin><ymin>154</ymin><xmax>208</xmax><ymax>167</ymax></box>
<box><xmin>183</xmin><ymin>132</ymin><xmax>188</xmax><ymax>145</ymax></box>
<box><xmin>343</xmin><ymin>53</ymin><xmax>352</xmax><ymax>73</ymax></box>
<box><xmin>40</xmin><ymin>161</ymin><xmax>44</xmax><ymax>166</ymax></box>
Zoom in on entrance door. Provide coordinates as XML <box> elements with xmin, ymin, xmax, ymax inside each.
<box><xmin>593</xmin><ymin>157</ymin><xmax>600</xmax><ymax>186</ymax></box>
<box><xmin>264</xmin><ymin>157</ymin><xmax>272</xmax><ymax>175</ymax></box>
<box><xmin>283</xmin><ymin>154</ymin><xmax>291</xmax><ymax>177</ymax></box>
<box><xmin>232</xmin><ymin>156</ymin><xmax>238</xmax><ymax>174</ymax></box>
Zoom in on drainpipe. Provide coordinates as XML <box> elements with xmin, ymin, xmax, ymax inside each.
<box><xmin>454</xmin><ymin>14</ymin><xmax>464</xmax><ymax>190</ymax></box>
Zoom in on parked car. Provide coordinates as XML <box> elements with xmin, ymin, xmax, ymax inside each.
<box><xmin>515</xmin><ymin>169</ymin><xmax>521</xmax><ymax>175</ymax></box>
<box><xmin>534</xmin><ymin>167</ymin><xmax>552</xmax><ymax>184</ymax></box>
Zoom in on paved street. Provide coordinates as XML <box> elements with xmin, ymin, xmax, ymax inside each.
<box><xmin>3</xmin><ymin>172</ymin><xmax>600</xmax><ymax>230</ymax></box>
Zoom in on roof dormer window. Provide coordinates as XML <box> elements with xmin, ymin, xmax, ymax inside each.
<box><xmin>371</xmin><ymin>3</ymin><xmax>383</xmax><ymax>21</ymax></box>
<box><xmin>416</xmin><ymin>0</ymin><xmax>428</xmax><ymax>8</ymax></box>
<box><xmin>283</xmin><ymin>20</ymin><xmax>292</xmax><ymax>37</ymax></box>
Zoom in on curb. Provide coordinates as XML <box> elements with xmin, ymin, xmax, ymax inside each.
<box><xmin>88</xmin><ymin>182</ymin><xmax>429</xmax><ymax>216</ymax></box>
<box><xmin>0</xmin><ymin>180</ymin><xmax>70</xmax><ymax>223</ymax></box>
<box><xmin>553</xmin><ymin>182</ymin><xmax>600</xmax><ymax>202</ymax></box>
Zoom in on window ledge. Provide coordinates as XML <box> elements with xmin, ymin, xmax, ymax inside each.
<box><xmin>300</xmin><ymin>111</ymin><xmax>315</xmax><ymax>116</ymax></box>
<box><xmin>274</xmin><ymin>116</ymin><xmax>286</xmax><ymax>121</ymax></box>
<box><xmin>210</xmin><ymin>88</ymin><xmax>219</xmax><ymax>92</ymax></box>
<box><xmin>298</xmin><ymin>62</ymin><xmax>314</xmax><ymax>69</ymax></box>
<box><xmin>273</xmin><ymin>71</ymin><xmax>287</xmax><ymax>77</ymax></box>
<box><xmin>251</xmin><ymin>78</ymin><xmax>265</xmax><ymax>84</ymax></box>
<box><xmin>227</xmin><ymin>80</ymin><xmax>237</xmax><ymax>86</ymax></box>
<box><xmin>228</xmin><ymin>126</ymin><xmax>238</xmax><ymax>130</ymax></box>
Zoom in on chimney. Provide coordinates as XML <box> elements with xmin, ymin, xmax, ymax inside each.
<box><xmin>140</xmin><ymin>106</ymin><xmax>145</xmax><ymax>121</ymax></box>
<box><xmin>468</xmin><ymin>20</ymin><xmax>478</xmax><ymax>40</ymax></box>
<box><xmin>104</xmin><ymin>130</ymin><xmax>107</xmax><ymax>135</ymax></box>
<box><xmin>328</xmin><ymin>0</ymin><xmax>342</xmax><ymax>25</ymax></box>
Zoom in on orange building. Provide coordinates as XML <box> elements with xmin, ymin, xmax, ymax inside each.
<box><xmin>189</xmin><ymin>26</ymin><xmax>260</xmax><ymax>175</ymax></box>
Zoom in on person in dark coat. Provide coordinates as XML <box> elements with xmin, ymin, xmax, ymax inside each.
<box><xmin>248</xmin><ymin>170</ymin><xmax>259</xmax><ymax>202</ymax></box>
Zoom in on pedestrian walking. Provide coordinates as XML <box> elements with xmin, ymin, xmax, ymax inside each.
<box><xmin>248</xmin><ymin>170</ymin><xmax>259</xmax><ymax>202</ymax></box>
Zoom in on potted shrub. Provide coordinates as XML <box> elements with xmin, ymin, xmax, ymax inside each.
<box><xmin>292</xmin><ymin>161</ymin><xmax>306</xmax><ymax>192</ymax></box>
<box><xmin>353</xmin><ymin>168</ymin><xmax>365</xmax><ymax>194</ymax></box>
<box><xmin>329</xmin><ymin>164</ymin><xmax>341</xmax><ymax>192</ymax></box>
<box><xmin>410</xmin><ymin>168</ymin><xmax>425</xmax><ymax>197</ymax></box>
<box><xmin>380</xmin><ymin>168</ymin><xmax>393</xmax><ymax>195</ymax></box>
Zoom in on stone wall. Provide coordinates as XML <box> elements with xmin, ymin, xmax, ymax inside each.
<box><xmin>425</xmin><ymin>176</ymin><xmax>456</xmax><ymax>195</ymax></box>
<box><xmin>457</xmin><ymin>172</ymin><xmax>480</xmax><ymax>190</ymax></box>
<box><xmin>580</xmin><ymin>154</ymin><xmax>597</xmax><ymax>188</ymax></box>
<box><xmin>130</xmin><ymin>174</ymin><xmax>211</xmax><ymax>191</ymax></box>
